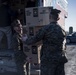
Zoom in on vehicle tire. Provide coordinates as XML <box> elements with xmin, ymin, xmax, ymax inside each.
<box><xmin>66</xmin><ymin>39</ymin><xmax>70</xmax><ymax>43</ymax></box>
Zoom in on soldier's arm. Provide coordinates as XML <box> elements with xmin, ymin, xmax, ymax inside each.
<box><xmin>24</xmin><ymin>27</ymin><xmax>46</xmax><ymax>45</ymax></box>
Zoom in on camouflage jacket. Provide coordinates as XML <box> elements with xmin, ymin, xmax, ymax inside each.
<box><xmin>25</xmin><ymin>22</ymin><xmax>67</xmax><ymax>63</ymax></box>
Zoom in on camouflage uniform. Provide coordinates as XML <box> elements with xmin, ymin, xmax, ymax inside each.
<box><xmin>12</xmin><ymin>20</ymin><xmax>27</xmax><ymax>75</ymax></box>
<box><xmin>11</xmin><ymin>19</ymin><xmax>23</xmax><ymax>50</ymax></box>
<box><xmin>25</xmin><ymin>22</ymin><xmax>68</xmax><ymax>75</ymax></box>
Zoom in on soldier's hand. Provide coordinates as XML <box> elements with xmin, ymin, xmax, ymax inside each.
<box><xmin>22</xmin><ymin>34</ymin><xmax>28</xmax><ymax>42</ymax></box>
<box><xmin>26</xmin><ymin>57</ymin><xmax>32</xmax><ymax>63</ymax></box>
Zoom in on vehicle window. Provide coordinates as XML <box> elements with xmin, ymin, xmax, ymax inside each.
<box><xmin>72</xmin><ymin>33</ymin><xmax>76</xmax><ymax>36</ymax></box>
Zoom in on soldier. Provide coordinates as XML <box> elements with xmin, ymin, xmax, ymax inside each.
<box><xmin>12</xmin><ymin>19</ymin><xmax>23</xmax><ymax>50</ymax></box>
<box><xmin>11</xmin><ymin>11</ymin><xmax>27</xmax><ymax>75</ymax></box>
<box><xmin>22</xmin><ymin>8</ymin><xmax>68</xmax><ymax>75</ymax></box>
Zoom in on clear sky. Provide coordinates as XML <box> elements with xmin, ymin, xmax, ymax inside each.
<box><xmin>65</xmin><ymin>0</ymin><xmax>76</xmax><ymax>31</ymax></box>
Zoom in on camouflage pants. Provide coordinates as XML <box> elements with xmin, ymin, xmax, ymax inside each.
<box><xmin>40</xmin><ymin>62</ymin><xmax>65</xmax><ymax>75</ymax></box>
<box><xmin>15</xmin><ymin>50</ymin><xmax>27</xmax><ymax>75</ymax></box>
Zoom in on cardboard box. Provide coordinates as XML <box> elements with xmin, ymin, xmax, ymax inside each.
<box><xmin>25</xmin><ymin>26</ymin><xmax>44</xmax><ymax>36</ymax></box>
<box><xmin>23</xmin><ymin>25</ymin><xmax>43</xmax><ymax>44</ymax></box>
<box><xmin>25</xmin><ymin>7</ymin><xmax>53</xmax><ymax>26</ymax></box>
<box><xmin>23</xmin><ymin>25</ymin><xmax>44</xmax><ymax>64</ymax></box>
<box><xmin>23</xmin><ymin>44</ymin><xmax>42</xmax><ymax>64</ymax></box>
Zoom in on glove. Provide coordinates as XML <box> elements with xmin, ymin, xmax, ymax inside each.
<box><xmin>26</xmin><ymin>57</ymin><xmax>32</xmax><ymax>63</ymax></box>
<box><xmin>22</xmin><ymin>34</ymin><xmax>28</xmax><ymax>42</ymax></box>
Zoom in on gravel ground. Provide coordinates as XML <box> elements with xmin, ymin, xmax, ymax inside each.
<box><xmin>65</xmin><ymin>45</ymin><xmax>76</xmax><ymax>75</ymax></box>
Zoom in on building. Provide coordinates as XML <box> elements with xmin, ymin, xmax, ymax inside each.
<box><xmin>39</xmin><ymin>0</ymin><xmax>68</xmax><ymax>29</ymax></box>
